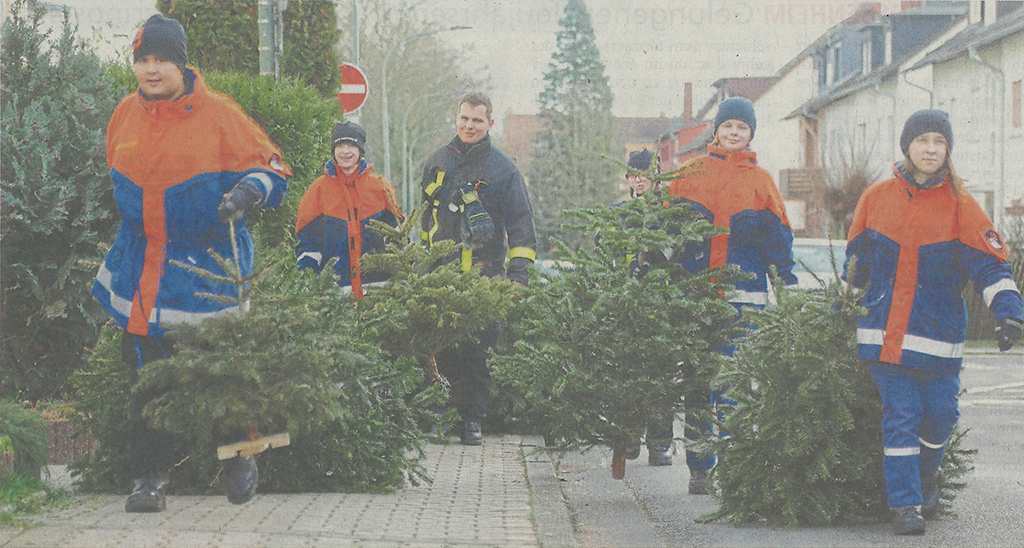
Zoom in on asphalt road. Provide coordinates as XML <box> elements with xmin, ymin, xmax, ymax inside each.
<box><xmin>555</xmin><ymin>350</ymin><xmax>1024</xmax><ymax>547</ymax></box>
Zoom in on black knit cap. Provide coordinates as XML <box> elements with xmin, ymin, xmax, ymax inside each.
<box><xmin>628</xmin><ymin>149</ymin><xmax>655</xmax><ymax>172</ymax></box>
<box><xmin>332</xmin><ymin>121</ymin><xmax>366</xmax><ymax>156</ymax></box>
<box><xmin>714</xmin><ymin>97</ymin><xmax>757</xmax><ymax>139</ymax></box>
<box><xmin>900</xmin><ymin>109</ymin><xmax>953</xmax><ymax>155</ymax></box>
<box><xmin>132</xmin><ymin>14</ymin><xmax>187</xmax><ymax>68</ymax></box>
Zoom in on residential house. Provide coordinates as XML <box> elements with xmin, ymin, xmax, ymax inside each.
<box><xmin>906</xmin><ymin>0</ymin><xmax>1024</xmax><ymax>229</ymax></box>
<box><xmin>781</xmin><ymin>2</ymin><xmax>970</xmax><ymax>236</ymax></box>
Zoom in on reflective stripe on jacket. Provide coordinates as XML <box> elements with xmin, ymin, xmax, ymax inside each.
<box><xmin>667</xmin><ymin>144</ymin><xmax>796</xmax><ymax>308</ymax></box>
<box><xmin>844</xmin><ymin>164</ymin><xmax>1023</xmax><ymax>374</ymax></box>
<box><xmin>295</xmin><ymin>160</ymin><xmax>402</xmax><ymax>296</ymax></box>
<box><xmin>93</xmin><ymin>68</ymin><xmax>291</xmax><ymax>337</ymax></box>
<box><xmin>420</xmin><ymin>135</ymin><xmax>537</xmax><ymax>284</ymax></box>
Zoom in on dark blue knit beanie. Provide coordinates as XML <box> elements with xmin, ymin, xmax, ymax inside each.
<box><xmin>628</xmin><ymin>149</ymin><xmax>655</xmax><ymax>172</ymax></box>
<box><xmin>714</xmin><ymin>97</ymin><xmax>757</xmax><ymax>139</ymax></box>
<box><xmin>133</xmin><ymin>14</ymin><xmax>187</xmax><ymax>69</ymax></box>
<box><xmin>900</xmin><ymin>109</ymin><xmax>953</xmax><ymax>155</ymax></box>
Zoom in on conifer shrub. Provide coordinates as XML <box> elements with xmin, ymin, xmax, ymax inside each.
<box><xmin>490</xmin><ymin>195</ymin><xmax>744</xmax><ymax>463</ymax></box>
<box><xmin>704</xmin><ymin>272</ymin><xmax>974</xmax><ymax>526</ymax></box>
<box><xmin>1</xmin><ymin>1</ymin><xmax>119</xmax><ymax>400</ymax></box>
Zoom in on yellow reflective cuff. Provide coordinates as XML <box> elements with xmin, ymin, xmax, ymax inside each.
<box><xmin>420</xmin><ymin>230</ymin><xmax>429</xmax><ymax>242</ymax></box>
<box><xmin>508</xmin><ymin>247</ymin><xmax>536</xmax><ymax>262</ymax></box>
<box><xmin>625</xmin><ymin>253</ymin><xmax>636</xmax><ymax>263</ymax></box>
<box><xmin>461</xmin><ymin>248</ymin><xmax>473</xmax><ymax>272</ymax></box>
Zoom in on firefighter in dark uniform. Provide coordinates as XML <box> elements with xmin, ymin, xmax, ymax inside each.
<box><xmin>420</xmin><ymin>91</ymin><xmax>537</xmax><ymax>445</ymax></box>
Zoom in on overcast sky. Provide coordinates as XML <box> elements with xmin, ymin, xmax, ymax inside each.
<box><xmin>15</xmin><ymin>0</ymin><xmax>910</xmax><ymax>133</ymax></box>
<box><xmin>416</xmin><ymin>0</ymin><xmax>908</xmax><ymax>128</ymax></box>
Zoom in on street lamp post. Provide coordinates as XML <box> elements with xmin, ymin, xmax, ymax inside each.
<box><xmin>401</xmin><ymin>90</ymin><xmax>469</xmax><ymax>213</ymax></box>
<box><xmin>380</xmin><ymin>26</ymin><xmax>471</xmax><ymax>184</ymax></box>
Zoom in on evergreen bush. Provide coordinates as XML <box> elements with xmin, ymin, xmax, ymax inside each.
<box><xmin>491</xmin><ymin>195</ymin><xmax>743</xmax><ymax>465</ymax></box>
<box><xmin>1</xmin><ymin>0</ymin><xmax>120</xmax><ymax>400</ymax></box>
<box><xmin>0</xmin><ymin>399</ymin><xmax>48</xmax><ymax>478</ymax></box>
<box><xmin>705</xmin><ymin>274</ymin><xmax>974</xmax><ymax>526</ymax></box>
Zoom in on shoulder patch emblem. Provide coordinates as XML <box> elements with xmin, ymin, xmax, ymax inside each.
<box><xmin>985</xmin><ymin>229</ymin><xmax>1004</xmax><ymax>251</ymax></box>
<box><xmin>269</xmin><ymin>154</ymin><xmax>285</xmax><ymax>173</ymax></box>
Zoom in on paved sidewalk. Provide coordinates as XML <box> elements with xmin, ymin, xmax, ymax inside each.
<box><xmin>1</xmin><ymin>435</ymin><xmax>576</xmax><ymax>548</ymax></box>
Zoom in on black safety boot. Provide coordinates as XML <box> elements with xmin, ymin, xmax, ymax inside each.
<box><xmin>223</xmin><ymin>455</ymin><xmax>259</xmax><ymax>504</ymax></box>
<box><xmin>688</xmin><ymin>468</ymin><xmax>709</xmax><ymax>495</ymax></box>
<box><xmin>921</xmin><ymin>473</ymin><xmax>939</xmax><ymax>519</ymax></box>
<box><xmin>625</xmin><ymin>446</ymin><xmax>641</xmax><ymax>460</ymax></box>
<box><xmin>648</xmin><ymin>444</ymin><xmax>672</xmax><ymax>466</ymax></box>
<box><xmin>461</xmin><ymin>419</ymin><xmax>483</xmax><ymax>446</ymax></box>
<box><xmin>891</xmin><ymin>505</ymin><xmax>925</xmax><ymax>535</ymax></box>
<box><xmin>125</xmin><ymin>472</ymin><xmax>169</xmax><ymax>513</ymax></box>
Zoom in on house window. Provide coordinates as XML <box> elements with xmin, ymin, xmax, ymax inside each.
<box><xmin>827</xmin><ymin>43</ymin><xmax>841</xmax><ymax>86</ymax></box>
<box><xmin>862</xmin><ymin>39</ymin><xmax>872</xmax><ymax>75</ymax></box>
<box><xmin>884</xmin><ymin>27</ymin><xmax>892</xmax><ymax>65</ymax></box>
<box><xmin>1013</xmin><ymin>80</ymin><xmax>1022</xmax><ymax>128</ymax></box>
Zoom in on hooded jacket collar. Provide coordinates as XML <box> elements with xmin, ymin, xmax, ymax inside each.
<box><xmin>325</xmin><ymin>158</ymin><xmax>370</xmax><ymax>186</ymax></box>
<box><xmin>893</xmin><ymin>160</ymin><xmax>948</xmax><ymax>191</ymax></box>
<box><xmin>449</xmin><ymin>134</ymin><xmax>492</xmax><ymax>162</ymax></box>
<box><xmin>706</xmin><ymin>143</ymin><xmax>758</xmax><ymax>169</ymax></box>
<box><xmin>134</xmin><ymin>67</ymin><xmax>203</xmax><ymax>118</ymax></box>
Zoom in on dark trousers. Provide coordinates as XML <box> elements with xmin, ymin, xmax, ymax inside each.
<box><xmin>436</xmin><ymin>320</ymin><xmax>501</xmax><ymax>421</ymax></box>
<box><xmin>645</xmin><ymin>413</ymin><xmax>674</xmax><ymax>446</ymax></box>
<box><xmin>121</xmin><ymin>332</ymin><xmax>176</xmax><ymax>479</ymax></box>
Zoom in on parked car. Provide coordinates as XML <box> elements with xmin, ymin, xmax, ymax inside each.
<box><xmin>790</xmin><ymin>238</ymin><xmax>847</xmax><ymax>291</ymax></box>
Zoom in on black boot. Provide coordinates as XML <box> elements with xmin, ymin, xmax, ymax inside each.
<box><xmin>688</xmin><ymin>468</ymin><xmax>709</xmax><ymax>495</ymax></box>
<box><xmin>891</xmin><ymin>505</ymin><xmax>925</xmax><ymax>535</ymax></box>
<box><xmin>921</xmin><ymin>473</ymin><xmax>939</xmax><ymax>519</ymax></box>
<box><xmin>223</xmin><ymin>455</ymin><xmax>258</xmax><ymax>504</ymax></box>
<box><xmin>648</xmin><ymin>443</ymin><xmax>672</xmax><ymax>466</ymax></box>
<box><xmin>461</xmin><ymin>419</ymin><xmax>483</xmax><ymax>446</ymax></box>
<box><xmin>125</xmin><ymin>471</ymin><xmax>169</xmax><ymax>513</ymax></box>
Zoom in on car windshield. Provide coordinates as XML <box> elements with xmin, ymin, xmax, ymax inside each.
<box><xmin>792</xmin><ymin>242</ymin><xmax>845</xmax><ymax>274</ymax></box>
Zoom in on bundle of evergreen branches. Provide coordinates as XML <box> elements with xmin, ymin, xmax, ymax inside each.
<box><xmin>491</xmin><ymin>194</ymin><xmax>744</xmax><ymax>466</ymax></box>
<box><xmin>358</xmin><ymin>210</ymin><xmax>518</xmax><ymax>388</ymax></box>
<box><xmin>70</xmin><ymin>243</ymin><xmax>444</xmax><ymax>494</ymax></box>
<box><xmin>704</xmin><ymin>271</ymin><xmax>974</xmax><ymax>526</ymax></box>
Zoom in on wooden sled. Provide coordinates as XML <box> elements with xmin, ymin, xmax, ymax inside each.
<box><xmin>217</xmin><ymin>432</ymin><xmax>290</xmax><ymax>460</ymax></box>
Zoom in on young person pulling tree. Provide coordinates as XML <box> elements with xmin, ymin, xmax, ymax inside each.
<box><xmin>93</xmin><ymin>14</ymin><xmax>291</xmax><ymax>513</ymax></box>
<box><xmin>667</xmin><ymin>97</ymin><xmax>797</xmax><ymax>495</ymax></box>
<box><xmin>844</xmin><ymin>109</ymin><xmax>1023</xmax><ymax>536</ymax></box>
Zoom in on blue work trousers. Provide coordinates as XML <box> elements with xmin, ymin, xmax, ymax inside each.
<box><xmin>870</xmin><ymin>362</ymin><xmax>960</xmax><ymax>507</ymax></box>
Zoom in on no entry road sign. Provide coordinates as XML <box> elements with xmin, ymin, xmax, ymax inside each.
<box><xmin>337</xmin><ymin>63</ymin><xmax>368</xmax><ymax>114</ymax></box>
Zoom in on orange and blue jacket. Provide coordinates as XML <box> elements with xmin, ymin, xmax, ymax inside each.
<box><xmin>295</xmin><ymin>160</ymin><xmax>402</xmax><ymax>297</ymax></box>
<box><xmin>844</xmin><ymin>163</ymin><xmax>1023</xmax><ymax>374</ymax></box>
<box><xmin>92</xmin><ymin>68</ymin><xmax>291</xmax><ymax>339</ymax></box>
<box><xmin>667</xmin><ymin>144</ymin><xmax>796</xmax><ymax>308</ymax></box>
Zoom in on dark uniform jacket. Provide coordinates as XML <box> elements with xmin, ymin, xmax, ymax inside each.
<box><xmin>420</xmin><ymin>135</ymin><xmax>537</xmax><ymax>284</ymax></box>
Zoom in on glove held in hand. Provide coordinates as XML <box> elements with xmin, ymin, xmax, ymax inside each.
<box><xmin>218</xmin><ymin>181</ymin><xmax>263</xmax><ymax>223</ymax></box>
<box><xmin>458</xmin><ymin>183</ymin><xmax>494</xmax><ymax>249</ymax></box>
<box><xmin>995</xmin><ymin>317</ymin><xmax>1023</xmax><ymax>352</ymax></box>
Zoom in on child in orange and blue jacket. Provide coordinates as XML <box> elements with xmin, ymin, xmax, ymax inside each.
<box><xmin>667</xmin><ymin>97</ymin><xmax>797</xmax><ymax>495</ymax></box>
<box><xmin>844</xmin><ymin>109</ymin><xmax>1023</xmax><ymax>535</ymax></box>
<box><xmin>295</xmin><ymin>122</ymin><xmax>402</xmax><ymax>298</ymax></box>
<box><xmin>93</xmin><ymin>14</ymin><xmax>291</xmax><ymax>513</ymax></box>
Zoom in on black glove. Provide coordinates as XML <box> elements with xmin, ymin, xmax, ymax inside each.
<box><xmin>628</xmin><ymin>256</ymin><xmax>650</xmax><ymax>279</ymax></box>
<box><xmin>995</xmin><ymin>317</ymin><xmax>1023</xmax><ymax>352</ymax></box>
<box><xmin>217</xmin><ymin>181</ymin><xmax>262</xmax><ymax>223</ymax></box>
<box><xmin>458</xmin><ymin>183</ymin><xmax>494</xmax><ymax>249</ymax></box>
